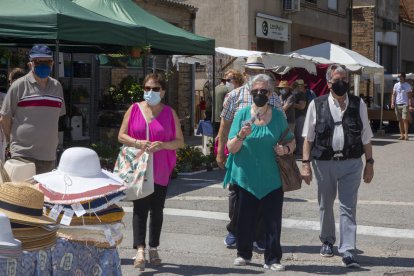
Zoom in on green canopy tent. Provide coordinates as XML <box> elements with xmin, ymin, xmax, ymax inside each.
<box><xmin>0</xmin><ymin>0</ymin><xmax>214</xmax><ymax>55</ymax></box>
<box><xmin>72</xmin><ymin>0</ymin><xmax>215</xmax><ymax>55</ymax></box>
<box><xmin>0</xmin><ymin>0</ymin><xmax>149</xmax><ymax>52</ymax></box>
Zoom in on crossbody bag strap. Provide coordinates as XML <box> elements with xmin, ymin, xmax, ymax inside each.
<box><xmin>278</xmin><ymin>128</ymin><xmax>292</xmax><ymax>145</ymax></box>
<box><xmin>136</xmin><ymin>103</ymin><xmax>150</xmax><ymax>140</ymax></box>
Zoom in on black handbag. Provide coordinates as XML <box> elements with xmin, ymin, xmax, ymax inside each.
<box><xmin>276</xmin><ymin>128</ymin><xmax>302</xmax><ymax>192</ymax></box>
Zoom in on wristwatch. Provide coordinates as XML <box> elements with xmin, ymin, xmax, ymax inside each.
<box><xmin>366</xmin><ymin>158</ymin><xmax>374</xmax><ymax>165</ymax></box>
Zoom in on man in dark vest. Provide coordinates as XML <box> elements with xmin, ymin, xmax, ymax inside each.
<box><xmin>301</xmin><ymin>64</ymin><xmax>374</xmax><ymax>268</ymax></box>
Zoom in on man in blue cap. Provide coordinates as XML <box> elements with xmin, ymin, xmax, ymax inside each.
<box><xmin>0</xmin><ymin>44</ymin><xmax>66</xmax><ymax>173</ymax></box>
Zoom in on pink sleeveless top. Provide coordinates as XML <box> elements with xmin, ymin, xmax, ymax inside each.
<box><xmin>128</xmin><ymin>103</ymin><xmax>177</xmax><ymax>186</ymax></box>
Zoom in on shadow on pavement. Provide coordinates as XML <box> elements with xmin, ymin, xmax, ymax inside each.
<box><xmin>287</xmin><ymin>264</ymin><xmax>370</xmax><ymax>274</ymax></box>
<box><xmin>371</xmin><ymin>140</ymin><xmax>398</xmax><ymax>146</ymax></box>
<box><xmin>358</xmin><ymin>255</ymin><xmax>414</xmax><ymax>268</ymax></box>
<box><xmin>284</xmin><ymin>197</ymin><xmax>308</xmax><ymax>203</ymax></box>
<box><xmin>283</xmin><ymin>245</ymin><xmax>364</xmax><ymax>255</ymax></box>
<box><xmin>167</xmin><ymin>169</ymin><xmax>226</xmax><ymax>198</ymax></box>
<box><xmin>120</xmin><ymin>259</ymin><xmax>262</xmax><ymax>275</ymax></box>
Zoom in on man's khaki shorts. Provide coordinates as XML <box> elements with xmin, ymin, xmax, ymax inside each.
<box><xmin>395</xmin><ymin>104</ymin><xmax>408</xmax><ymax>120</ymax></box>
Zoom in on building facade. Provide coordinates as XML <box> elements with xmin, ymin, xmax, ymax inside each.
<box><xmin>185</xmin><ymin>0</ymin><xmax>350</xmax><ymax>53</ymax></box>
<box><xmin>352</xmin><ymin>0</ymin><xmax>414</xmax><ymax>104</ymax></box>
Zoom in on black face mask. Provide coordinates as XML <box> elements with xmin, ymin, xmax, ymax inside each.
<box><xmin>253</xmin><ymin>94</ymin><xmax>268</xmax><ymax>107</ymax></box>
<box><xmin>331</xmin><ymin>80</ymin><xmax>349</xmax><ymax>96</ymax></box>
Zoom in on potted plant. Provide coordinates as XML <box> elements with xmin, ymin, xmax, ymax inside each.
<box><xmin>109</xmin><ymin>75</ymin><xmax>144</xmax><ymax>109</ymax></box>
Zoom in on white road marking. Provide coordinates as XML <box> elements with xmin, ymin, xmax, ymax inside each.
<box><xmin>286</xmin><ymin>198</ymin><xmax>414</xmax><ymax>206</ymax></box>
<box><xmin>167</xmin><ymin>196</ymin><xmax>227</xmax><ymax>201</ymax></box>
<box><xmin>122</xmin><ymin>207</ymin><xmax>414</xmax><ymax>239</ymax></box>
<box><xmin>165</xmin><ymin>194</ymin><xmax>414</xmax><ymax>206</ymax></box>
<box><xmin>185</xmin><ymin>183</ymin><xmax>224</xmax><ymax>189</ymax></box>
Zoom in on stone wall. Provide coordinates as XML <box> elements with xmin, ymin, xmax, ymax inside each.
<box><xmin>177</xmin><ymin>64</ymin><xmax>192</xmax><ymax>135</ymax></box>
<box><xmin>352</xmin><ymin>6</ymin><xmax>375</xmax><ymax>60</ymax></box>
<box><xmin>402</xmin><ymin>0</ymin><xmax>414</xmax><ymax>21</ymax></box>
<box><xmin>352</xmin><ymin>6</ymin><xmax>375</xmax><ymax>97</ymax></box>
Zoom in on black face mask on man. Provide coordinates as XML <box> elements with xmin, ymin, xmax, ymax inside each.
<box><xmin>331</xmin><ymin>80</ymin><xmax>349</xmax><ymax>96</ymax></box>
<box><xmin>253</xmin><ymin>94</ymin><xmax>268</xmax><ymax>107</ymax></box>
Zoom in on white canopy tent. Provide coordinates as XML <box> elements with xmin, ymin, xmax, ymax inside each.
<box><xmin>173</xmin><ymin>47</ymin><xmax>318</xmax><ymax>74</ymax></box>
<box><xmin>173</xmin><ymin>47</ymin><xmax>322</xmax><ymax>129</ymax></box>
<box><xmin>291</xmin><ymin>42</ymin><xmax>385</xmax><ymax>128</ymax></box>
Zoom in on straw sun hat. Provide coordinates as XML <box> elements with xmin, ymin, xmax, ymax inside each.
<box><xmin>0</xmin><ymin>182</ymin><xmax>55</xmax><ymax>225</ymax></box>
<box><xmin>277</xmin><ymin>80</ymin><xmax>291</xmax><ymax>88</ymax></box>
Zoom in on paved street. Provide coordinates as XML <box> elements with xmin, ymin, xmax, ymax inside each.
<box><xmin>118</xmin><ymin>133</ymin><xmax>414</xmax><ymax>276</ymax></box>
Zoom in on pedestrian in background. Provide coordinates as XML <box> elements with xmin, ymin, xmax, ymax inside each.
<box><xmin>118</xmin><ymin>73</ymin><xmax>184</xmax><ymax>271</ymax></box>
<box><xmin>391</xmin><ymin>72</ymin><xmax>413</xmax><ymax>140</ymax></box>
<box><xmin>217</xmin><ymin>56</ymin><xmax>283</xmax><ymax>250</ymax></box>
<box><xmin>213</xmin><ymin>69</ymin><xmax>244</xmax><ymax>133</ymax></box>
<box><xmin>301</xmin><ymin>64</ymin><xmax>374</xmax><ymax>268</ymax></box>
<box><xmin>224</xmin><ymin>74</ymin><xmax>294</xmax><ymax>271</ymax></box>
<box><xmin>278</xmin><ymin>80</ymin><xmax>296</xmax><ymax>131</ymax></box>
<box><xmin>293</xmin><ymin>79</ymin><xmax>307</xmax><ymax>159</ymax></box>
<box><xmin>0</xmin><ymin>45</ymin><xmax>65</xmax><ymax>173</ymax></box>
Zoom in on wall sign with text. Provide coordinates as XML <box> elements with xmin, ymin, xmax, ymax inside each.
<box><xmin>256</xmin><ymin>16</ymin><xmax>289</xmax><ymax>42</ymax></box>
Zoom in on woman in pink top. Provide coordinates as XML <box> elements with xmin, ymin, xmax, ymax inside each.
<box><xmin>118</xmin><ymin>73</ymin><xmax>184</xmax><ymax>271</ymax></box>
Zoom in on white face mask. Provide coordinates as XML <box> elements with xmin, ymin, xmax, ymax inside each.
<box><xmin>280</xmin><ymin>89</ymin><xmax>287</xmax><ymax>95</ymax></box>
<box><xmin>225</xmin><ymin>81</ymin><xmax>234</xmax><ymax>91</ymax></box>
<box><xmin>144</xmin><ymin>90</ymin><xmax>161</xmax><ymax>106</ymax></box>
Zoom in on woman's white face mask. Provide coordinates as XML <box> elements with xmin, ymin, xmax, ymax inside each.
<box><xmin>144</xmin><ymin>90</ymin><xmax>161</xmax><ymax>106</ymax></box>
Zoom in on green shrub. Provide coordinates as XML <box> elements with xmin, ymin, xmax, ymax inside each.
<box><xmin>176</xmin><ymin>145</ymin><xmax>207</xmax><ymax>172</ymax></box>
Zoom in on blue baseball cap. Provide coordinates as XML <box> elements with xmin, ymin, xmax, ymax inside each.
<box><xmin>29</xmin><ymin>44</ymin><xmax>53</xmax><ymax>59</ymax></box>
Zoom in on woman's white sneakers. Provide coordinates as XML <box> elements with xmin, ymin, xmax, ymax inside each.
<box><xmin>263</xmin><ymin>263</ymin><xmax>286</xmax><ymax>271</ymax></box>
<box><xmin>233</xmin><ymin>257</ymin><xmax>251</xmax><ymax>266</ymax></box>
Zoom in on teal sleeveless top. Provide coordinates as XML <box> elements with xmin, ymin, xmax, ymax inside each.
<box><xmin>224</xmin><ymin>106</ymin><xmax>293</xmax><ymax>199</ymax></box>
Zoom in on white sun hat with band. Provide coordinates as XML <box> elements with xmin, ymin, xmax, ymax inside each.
<box><xmin>0</xmin><ymin>182</ymin><xmax>55</xmax><ymax>225</ymax></box>
<box><xmin>244</xmin><ymin>56</ymin><xmax>266</xmax><ymax>70</ymax></box>
<box><xmin>34</xmin><ymin>147</ymin><xmax>125</xmax><ymax>204</ymax></box>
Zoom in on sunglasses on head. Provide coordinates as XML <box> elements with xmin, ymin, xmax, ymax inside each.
<box><xmin>251</xmin><ymin>89</ymin><xmax>269</xmax><ymax>95</ymax></box>
<box><xmin>144</xmin><ymin>86</ymin><xmax>161</xmax><ymax>92</ymax></box>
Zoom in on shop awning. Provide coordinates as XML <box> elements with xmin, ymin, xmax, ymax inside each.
<box><xmin>0</xmin><ymin>0</ymin><xmax>147</xmax><ymax>51</ymax></box>
<box><xmin>0</xmin><ymin>0</ymin><xmax>214</xmax><ymax>55</ymax></box>
<box><xmin>72</xmin><ymin>0</ymin><xmax>215</xmax><ymax>55</ymax></box>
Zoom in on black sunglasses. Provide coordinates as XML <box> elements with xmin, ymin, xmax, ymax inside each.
<box><xmin>251</xmin><ymin>89</ymin><xmax>269</xmax><ymax>95</ymax></box>
<box><xmin>31</xmin><ymin>59</ymin><xmax>53</xmax><ymax>65</ymax></box>
<box><xmin>144</xmin><ymin>86</ymin><xmax>161</xmax><ymax>92</ymax></box>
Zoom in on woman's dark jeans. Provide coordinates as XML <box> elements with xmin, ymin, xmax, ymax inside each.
<box><xmin>133</xmin><ymin>184</ymin><xmax>168</xmax><ymax>249</ymax></box>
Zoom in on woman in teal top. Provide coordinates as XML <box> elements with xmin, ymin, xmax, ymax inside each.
<box><xmin>225</xmin><ymin>74</ymin><xmax>295</xmax><ymax>271</ymax></box>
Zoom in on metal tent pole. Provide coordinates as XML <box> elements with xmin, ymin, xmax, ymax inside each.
<box><xmin>212</xmin><ymin>54</ymin><xmax>216</xmax><ymax>137</ymax></box>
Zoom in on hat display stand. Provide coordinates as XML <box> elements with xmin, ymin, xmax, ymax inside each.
<box><xmin>33</xmin><ymin>147</ymin><xmax>125</xmax><ymax>252</ymax></box>
<box><xmin>29</xmin><ymin>147</ymin><xmax>125</xmax><ymax>274</ymax></box>
<box><xmin>0</xmin><ymin>148</ymin><xmax>124</xmax><ymax>275</ymax></box>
